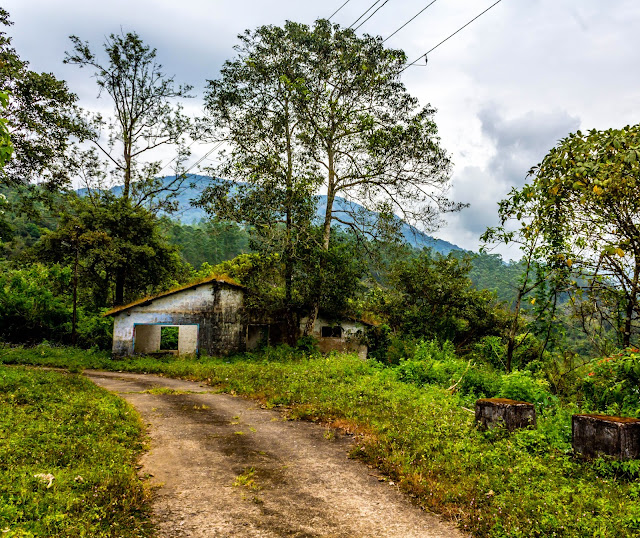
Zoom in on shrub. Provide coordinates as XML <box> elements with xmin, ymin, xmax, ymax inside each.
<box><xmin>499</xmin><ymin>370</ymin><xmax>556</xmax><ymax>408</ymax></box>
<box><xmin>581</xmin><ymin>348</ymin><xmax>640</xmax><ymax>417</ymax></box>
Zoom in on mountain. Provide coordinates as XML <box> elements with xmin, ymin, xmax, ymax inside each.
<box><xmin>79</xmin><ymin>175</ymin><xmax>462</xmax><ymax>255</ymax></box>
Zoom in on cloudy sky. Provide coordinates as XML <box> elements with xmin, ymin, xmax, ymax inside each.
<box><xmin>4</xmin><ymin>0</ymin><xmax>640</xmax><ymax>258</ymax></box>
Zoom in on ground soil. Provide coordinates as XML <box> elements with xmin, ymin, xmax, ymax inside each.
<box><xmin>85</xmin><ymin>370</ymin><xmax>466</xmax><ymax>538</ymax></box>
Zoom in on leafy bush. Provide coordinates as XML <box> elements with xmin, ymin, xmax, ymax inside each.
<box><xmin>396</xmin><ymin>339</ymin><xmax>501</xmax><ymax>398</ymax></box>
<box><xmin>581</xmin><ymin>348</ymin><xmax>640</xmax><ymax>417</ymax></box>
<box><xmin>498</xmin><ymin>370</ymin><xmax>556</xmax><ymax>408</ymax></box>
<box><xmin>0</xmin><ymin>263</ymin><xmax>72</xmax><ymax>343</ymax></box>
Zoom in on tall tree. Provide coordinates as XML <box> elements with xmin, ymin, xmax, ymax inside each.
<box><xmin>64</xmin><ymin>31</ymin><xmax>193</xmax><ymax>209</ymax></box>
<box><xmin>495</xmin><ymin>124</ymin><xmax>640</xmax><ymax>349</ymax></box>
<box><xmin>65</xmin><ymin>31</ymin><xmax>194</xmax><ymax>303</ymax></box>
<box><xmin>0</xmin><ymin>8</ymin><xmax>90</xmax><ymax>189</ymax></box>
<box><xmin>198</xmin><ymin>23</ymin><xmax>321</xmax><ymax>341</ymax></box>
<box><xmin>38</xmin><ymin>192</ymin><xmax>188</xmax><ymax>308</ymax></box>
<box><xmin>200</xmin><ymin>20</ymin><xmax>460</xmax><ymax>333</ymax></box>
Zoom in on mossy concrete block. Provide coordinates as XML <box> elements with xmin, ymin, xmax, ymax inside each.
<box><xmin>572</xmin><ymin>414</ymin><xmax>640</xmax><ymax>460</ymax></box>
<box><xmin>475</xmin><ymin>398</ymin><xmax>536</xmax><ymax>431</ymax></box>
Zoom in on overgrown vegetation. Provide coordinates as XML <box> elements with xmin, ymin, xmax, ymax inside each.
<box><xmin>0</xmin><ymin>364</ymin><xmax>151</xmax><ymax>536</ymax></box>
<box><xmin>2</xmin><ymin>344</ymin><xmax>639</xmax><ymax>537</ymax></box>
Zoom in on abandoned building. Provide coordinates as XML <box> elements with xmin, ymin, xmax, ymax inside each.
<box><xmin>105</xmin><ymin>275</ymin><xmax>368</xmax><ymax>358</ymax></box>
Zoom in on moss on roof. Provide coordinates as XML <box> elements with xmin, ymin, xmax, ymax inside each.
<box><xmin>103</xmin><ymin>274</ymin><xmax>243</xmax><ymax>317</ymax></box>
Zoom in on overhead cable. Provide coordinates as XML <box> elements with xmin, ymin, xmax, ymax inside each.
<box><xmin>328</xmin><ymin>0</ymin><xmax>352</xmax><ymax>20</ymax></box>
<box><xmin>400</xmin><ymin>0</ymin><xmax>503</xmax><ymax>73</ymax></box>
<box><xmin>383</xmin><ymin>0</ymin><xmax>440</xmax><ymax>43</ymax></box>
<box><xmin>349</xmin><ymin>0</ymin><xmax>385</xmax><ymax>29</ymax></box>
<box><xmin>183</xmin><ymin>141</ymin><xmax>224</xmax><ymax>176</ymax></box>
<box><xmin>353</xmin><ymin>0</ymin><xmax>392</xmax><ymax>31</ymax></box>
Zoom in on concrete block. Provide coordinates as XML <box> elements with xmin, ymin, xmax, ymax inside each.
<box><xmin>475</xmin><ymin>398</ymin><xmax>536</xmax><ymax>431</ymax></box>
<box><xmin>572</xmin><ymin>414</ymin><xmax>640</xmax><ymax>460</ymax></box>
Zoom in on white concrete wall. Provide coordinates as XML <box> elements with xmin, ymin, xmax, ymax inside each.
<box><xmin>111</xmin><ymin>283</ymin><xmax>246</xmax><ymax>357</ymax></box>
<box><xmin>178</xmin><ymin>325</ymin><xmax>198</xmax><ymax>355</ymax></box>
<box><xmin>298</xmin><ymin>316</ymin><xmax>368</xmax><ymax>359</ymax></box>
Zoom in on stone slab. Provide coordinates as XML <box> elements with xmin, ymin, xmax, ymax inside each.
<box><xmin>572</xmin><ymin>414</ymin><xmax>640</xmax><ymax>460</ymax></box>
<box><xmin>475</xmin><ymin>397</ymin><xmax>536</xmax><ymax>431</ymax></box>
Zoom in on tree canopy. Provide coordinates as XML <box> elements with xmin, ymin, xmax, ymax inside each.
<box><xmin>492</xmin><ymin>124</ymin><xmax>640</xmax><ymax>349</ymax></box>
<box><xmin>65</xmin><ymin>31</ymin><xmax>193</xmax><ymax>208</ymax></box>
<box><xmin>0</xmin><ymin>8</ymin><xmax>90</xmax><ymax>189</ymax></box>
<box><xmin>199</xmin><ymin>19</ymin><xmax>461</xmax><ymax>334</ymax></box>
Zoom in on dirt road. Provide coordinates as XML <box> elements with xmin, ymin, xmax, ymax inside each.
<box><xmin>85</xmin><ymin>370</ymin><xmax>465</xmax><ymax>538</ymax></box>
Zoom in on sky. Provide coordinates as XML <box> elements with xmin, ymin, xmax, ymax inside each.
<box><xmin>4</xmin><ymin>0</ymin><xmax>640</xmax><ymax>258</ymax></box>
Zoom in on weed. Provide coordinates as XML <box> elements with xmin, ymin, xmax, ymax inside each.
<box><xmin>233</xmin><ymin>467</ymin><xmax>259</xmax><ymax>491</ymax></box>
<box><xmin>323</xmin><ymin>429</ymin><xmax>336</xmax><ymax>441</ymax></box>
<box><xmin>142</xmin><ymin>387</ymin><xmax>191</xmax><ymax>395</ymax></box>
<box><xmin>4</xmin><ymin>346</ymin><xmax>640</xmax><ymax>536</ymax></box>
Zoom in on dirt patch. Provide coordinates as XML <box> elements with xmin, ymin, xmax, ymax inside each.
<box><xmin>86</xmin><ymin>370</ymin><xmax>466</xmax><ymax>537</ymax></box>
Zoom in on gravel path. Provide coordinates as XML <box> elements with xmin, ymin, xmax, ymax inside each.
<box><xmin>85</xmin><ymin>370</ymin><xmax>465</xmax><ymax>538</ymax></box>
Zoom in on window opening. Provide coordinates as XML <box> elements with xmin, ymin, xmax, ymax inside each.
<box><xmin>321</xmin><ymin>326</ymin><xmax>343</xmax><ymax>338</ymax></box>
<box><xmin>160</xmin><ymin>326</ymin><xmax>179</xmax><ymax>350</ymax></box>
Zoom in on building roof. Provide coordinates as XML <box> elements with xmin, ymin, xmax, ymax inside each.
<box><xmin>103</xmin><ymin>274</ymin><xmax>244</xmax><ymax>317</ymax></box>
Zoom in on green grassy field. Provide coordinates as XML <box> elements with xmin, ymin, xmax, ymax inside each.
<box><xmin>2</xmin><ymin>344</ymin><xmax>640</xmax><ymax>537</ymax></box>
<box><xmin>0</xmin><ymin>365</ymin><xmax>151</xmax><ymax>537</ymax></box>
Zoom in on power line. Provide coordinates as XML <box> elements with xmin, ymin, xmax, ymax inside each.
<box><xmin>400</xmin><ymin>0</ymin><xmax>504</xmax><ymax>73</ymax></box>
<box><xmin>349</xmin><ymin>0</ymin><xmax>385</xmax><ymax>29</ymax></box>
<box><xmin>353</xmin><ymin>0</ymin><xmax>392</xmax><ymax>31</ymax></box>
<box><xmin>158</xmin><ymin>137</ymin><xmax>198</xmax><ymax>176</ymax></box>
<box><xmin>383</xmin><ymin>0</ymin><xmax>440</xmax><ymax>43</ymax></box>
<box><xmin>328</xmin><ymin>0</ymin><xmax>352</xmax><ymax>20</ymax></box>
<box><xmin>183</xmin><ymin>141</ymin><xmax>224</xmax><ymax>177</ymax></box>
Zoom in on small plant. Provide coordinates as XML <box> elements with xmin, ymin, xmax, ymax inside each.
<box><xmin>233</xmin><ymin>467</ymin><xmax>259</xmax><ymax>490</ymax></box>
<box><xmin>323</xmin><ymin>428</ymin><xmax>336</xmax><ymax>441</ymax></box>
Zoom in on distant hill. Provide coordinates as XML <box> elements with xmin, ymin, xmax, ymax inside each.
<box><xmin>79</xmin><ymin>175</ymin><xmax>462</xmax><ymax>255</ymax></box>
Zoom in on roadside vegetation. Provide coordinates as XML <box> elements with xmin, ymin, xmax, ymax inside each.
<box><xmin>0</xmin><ymin>365</ymin><xmax>151</xmax><ymax>537</ymax></box>
<box><xmin>3</xmin><ymin>343</ymin><xmax>640</xmax><ymax>537</ymax></box>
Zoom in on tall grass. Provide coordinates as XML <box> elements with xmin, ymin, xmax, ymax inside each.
<box><xmin>2</xmin><ymin>344</ymin><xmax>640</xmax><ymax>536</ymax></box>
<box><xmin>0</xmin><ymin>365</ymin><xmax>151</xmax><ymax>537</ymax></box>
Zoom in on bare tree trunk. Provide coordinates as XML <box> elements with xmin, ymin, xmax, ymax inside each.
<box><xmin>115</xmin><ymin>268</ymin><xmax>126</xmax><ymax>306</ymax></box>
<box><xmin>623</xmin><ymin>264</ymin><xmax>639</xmax><ymax>348</ymax></box>
<box><xmin>303</xmin><ymin>151</ymin><xmax>335</xmax><ymax>336</ymax></box>
<box><xmin>505</xmin><ymin>293</ymin><xmax>521</xmax><ymax>373</ymax></box>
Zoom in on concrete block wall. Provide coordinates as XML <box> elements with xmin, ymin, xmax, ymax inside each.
<box><xmin>111</xmin><ymin>283</ymin><xmax>246</xmax><ymax>357</ymax></box>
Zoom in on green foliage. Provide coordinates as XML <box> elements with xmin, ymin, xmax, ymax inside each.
<box><xmin>495</xmin><ymin>124</ymin><xmax>640</xmax><ymax>349</ymax></box>
<box><xmin>65</xmin><ymin>31</ymin><xmax>192</xmax><ymax>206</ymax></box>
<box><xmin>581</xmin><ymin>348</ymin><xmax>640</xmax><ymax>417</ymax></box>
<box><xmin>466</xmin><ymin>252</ymin><xmax>525</xmax><ymax>303</ymax></box>
<box><xmin>395</xmin><ymin>339</ymin><xmax>502</xmax><ymax>399</ymax></box>
<box><xmin>0</xmin><ymin>262</ymin><xmax>113</xmax><ymax>348</ymax></box>
<box><xmin>498</xmin><ymin>371</ymin><xmax>555</xmax><ymax>408</ymax></box>
<box><xmin>160</xmin><ymin>326</ymin><xmax>179</xmax><ymax>350</ymax></box>
<box><xmin>38</xmin><ymin>193</ymin><xmax>189</xmax><ymax>307</ymax></box>
<box><xmin>0</xmin><ymin>90</ymin><xmax>13</xmax><ymax>167</ymax></box>
<box><xmin>4</xmin><ymin>348</ymin><xmax>639</xmax><ymax>537</ymax></box>
<box><xmin>383</xmin><ymin>249</ymin><xmax>506</xmax><ymax>349</ymax></box>
<box><xmin>0</xmin><ymin>263</ymin><xmax>72</xmax><ymax>343</ymax></box>
<box><xmin>0</xmin><ymin>366</ymin><xmax>150</xmax><ymax>536</ymax></box>
<box><xmin>0</xmin><ymin>9</ymin><xmax>91</xmax><ymax>189</ymax></box>
<box><xmin>164</xmin><ymin>219</ymin><xmax>249</xmax><ymax>268</ymax></box>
